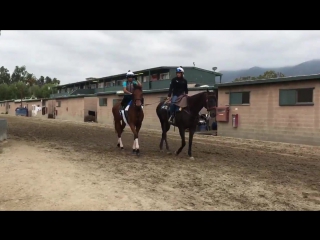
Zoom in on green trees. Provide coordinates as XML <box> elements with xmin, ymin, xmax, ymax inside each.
<box><xmin>233</xmin><ymin>70</ymin><xmax>285</xmax><ymax>82</ymax></box>
<box><xmin>0</xmin><ymin>65</ymin><xmax>60</xmax><ymax>101</ymax></box>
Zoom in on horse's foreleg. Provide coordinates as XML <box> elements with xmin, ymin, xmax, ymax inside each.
<box><xmin>175</xmin><ymin>126</ymin><xmax>186</xmax><ymax>156</ymax></box>
<box><xmin>187</xmin><ymin>127</ymin><xmax>196</xmax><ymax>160</ymax></box>
<box><xmin>129</xmin><ymin>123</ymin><xmax>141</xmax><ymax>155</ymax></box>
<box><xmin>115</xmin><ymin>120</ymin><xmax>124</xmax><ymax>150</ymax></box>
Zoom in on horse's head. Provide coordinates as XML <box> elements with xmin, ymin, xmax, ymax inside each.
<box><xmin>132</xmin><ymin>85</ymin><xmax>143</xmax><ymax>107</ymax></box>
<box><xmin>204</xmin><ymin>89</ymin><xmax>217</xmax><ymax>111</ymax></box>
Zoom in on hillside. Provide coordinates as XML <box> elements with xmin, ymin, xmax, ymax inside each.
<box><xmin>219</xmin><ymin>59</ymin><xmax>320</xmax><ymax>83</ymax></box>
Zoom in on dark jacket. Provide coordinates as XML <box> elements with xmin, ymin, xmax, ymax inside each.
<box><xmin>168</xmin><ymin>77</ymin><xmax>188</xmax><ymax>97</ymax></box>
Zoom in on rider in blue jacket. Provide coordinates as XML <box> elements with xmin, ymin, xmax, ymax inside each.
<box><xmin>121</xmin><ymin>70</ymin><xmax>142</xmax><ymax>110</ymax></box>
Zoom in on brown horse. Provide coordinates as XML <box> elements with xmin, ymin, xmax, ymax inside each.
<box><xmin>156</xmin><ymin>89</ymin><xmax>217</xmax><ymax>160</ymax></box>
<box><xmin>112</xmin><ymin>85</ymin><xmax>144</xmax><ymax>156</ymax></box>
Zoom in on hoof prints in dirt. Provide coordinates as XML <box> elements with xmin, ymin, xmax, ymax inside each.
<box><xmin>2</xmin><ymin>116</ymin><xmax>320</xmax><ymax>210</ymax></box>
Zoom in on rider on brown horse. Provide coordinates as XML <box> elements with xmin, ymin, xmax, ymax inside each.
<box><xmin>167</xmin><ymin>66</ymin><xmax>189</xmax><ymax>124</ymax></box>
<box><xmin>120</xmin><ymin>70</ymin><xmax>143</xmax><ymax>110</ymax></box>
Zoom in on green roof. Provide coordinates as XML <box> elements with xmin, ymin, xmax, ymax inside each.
<box><xmin>54</xmin><ymin>94</ymin><xmax>97</xmax><ymax>100</ymax></box>
<box><xmin>217</xmin><ymin>73</ymin><xmax>320</xmax><ymax>87</ymax></box>
<box><xmin>97</xmin><ymin>86</ymin><xmax>217</xmax><ymax>96</ymax></box>
<box><xmin>55</xmin><ymin>66</ymin><xmax>222</xmax><ymax>88</ymax></box>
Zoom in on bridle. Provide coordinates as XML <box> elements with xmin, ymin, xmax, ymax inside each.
<box><xmin>204</xmin><ymin>91</ymin><xmax>216</xmax><ymax>112</ymax></box>
<box><xmin>132</xmin><ymin>88</ymin><xmax>143</xmax><ymax>107</ymax></box>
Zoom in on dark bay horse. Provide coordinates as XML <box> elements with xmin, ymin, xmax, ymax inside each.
<box><xmin>156</xmin><ymin>89</ymin><xmax>217</xmax><ymax>160</ymax></box>
<box><xmin>112</xmin><ymin>85</ymin><xmax>144</xmax><ymax>156</ymax></box>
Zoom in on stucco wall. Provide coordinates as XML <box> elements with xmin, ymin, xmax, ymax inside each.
<box><xmin>55</xmin><ymin>97</ymin><xmax>85</xmax><ymax>122</ymax></box>
<box><xmin>0</xmin><ymin>102</ymin><xmax>6</xmax><ymax>114</ymax></box>
<box><xmin>84</xmin><ymin>97</ymin><xmax>98</xmax><ymax>120</ymax></box>
<box><xmin>217</xmin><ymin>80</ymin><xmax>320</xmax><ymax>145</ymax></box>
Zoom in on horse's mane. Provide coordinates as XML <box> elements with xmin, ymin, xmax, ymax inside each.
<box><xmin>189</xmin><ymin>90</ymin><xmax>216</xmax><ymax>99</ymax></box>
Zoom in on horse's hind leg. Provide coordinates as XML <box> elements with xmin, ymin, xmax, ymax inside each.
<box><xmin>175</xmin><ymin>126</ymin><xmax>186</xmax><ymax>156</ymax></box>
<box><xmin>121</xmin><ymin>120</ymin><xmax>126</xmax><ymax>133</ymax></box>
<box><xmin>164</xmin><ymin>120</ymin><xmax>171</xmax><ymax>152</ymax></box>
<box><xmin>159</xmin><ymin>121</ymin><xmax>165</xmax><ymax>152</ymax></box>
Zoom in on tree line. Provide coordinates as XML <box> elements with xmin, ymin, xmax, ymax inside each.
<box><xmin>0</xmin><ymin>65</ymin><xmax>61</xmax><ymax>101</ymax></box>
<box><xmin>233</xmin><ymin>70</ymin><xmax>285</xmax><ymax>82</ymax></box>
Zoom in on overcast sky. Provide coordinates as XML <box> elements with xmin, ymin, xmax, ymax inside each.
<box><xmin>1</xmin><ymin>30</ymin><xmax>320</xmax><ymax>85</ymax></box>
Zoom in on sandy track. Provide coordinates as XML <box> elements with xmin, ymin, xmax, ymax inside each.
<box><xmin>0</xmin><ymin>115</ymin><xmax>319</xmax><ymax>210</ymax></box>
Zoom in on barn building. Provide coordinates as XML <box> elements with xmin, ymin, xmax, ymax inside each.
<box><xmin>49</xmin><ymin>66</ymin><xmax>221</xmax><ymax>129</ymax></box>
<box><xmin>216</xmin><ymin>74</ymin><xmax>320</xmax><ymax>146</ymax></box>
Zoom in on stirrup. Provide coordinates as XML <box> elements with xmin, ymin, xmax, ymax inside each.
<box><xmin>168</xmin><ymin>116</ymin><xmax>174</xmax><ymax>123</ymax></box>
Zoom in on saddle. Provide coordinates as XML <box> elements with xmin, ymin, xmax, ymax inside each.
<box><xmin>164</xmin><ymin>95</ymin><xmax>188</xmax><ymax>108</ymax></box>
<box><xmin>119</xmin><ymin>100</ymin><xmax>132</xmax><ymax>125</ymax></box>
<box><xmin>119</xmin><ymin>100</ymin><xmax>144</xmax><ymax>125</ymax></box>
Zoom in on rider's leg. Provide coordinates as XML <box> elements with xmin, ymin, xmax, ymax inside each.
<box><xmin>168</xmin><ymin>95</ymin><xmax>178</xmax><ymax>122</ymax></box>
<box><xmin>120</xmin><ymin>97</ymin><xmax>125</xmax><ymax>108</ymax></box>
<box><xmin>121</xmin><ymin>95</ymin><xmax>129</xmax><ymax>109</ymax></box>
<box><xmin>125</xmin><ymin>95</ymin><xmax>133</xmax><ymax>111</ymax></box>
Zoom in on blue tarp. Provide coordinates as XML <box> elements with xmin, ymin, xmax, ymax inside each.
<box><xmin>15</xmin><ymin>107</ymin><xmax>28</xmax><ymax>116</ymax></box>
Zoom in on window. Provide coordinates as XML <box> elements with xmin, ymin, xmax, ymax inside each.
<box><xmin>99</xmin><ymin>98</ymin><xmax>108</xmax><ymax>106</ymax></box>
<box><xmin>106</xmin><ymin>81</ymin><xmax>115</xmax><ymax>87</ymax></box>
<box><xmin>143</xmin><ymin>76</ymin><xmax>148</xmax><ymax>82</ymax></box>
<box><xmin>159</xmin><ymin>72</ymin><xmax>170</xmax><ymax>80</ymax></box>
<box><xmin>113</xmin><ymin>98</ymin><xmax>122</xmax><ymax>106</ymax></box>
<box><xmin>137</xmin><ymin>76</ymin><xmax>142</xmax><ymax>82</ymax></box>
<box><xmin>279</xmin><ymin>88</ymin><xmax>314</xmax><ymax>106</ymax></box>
<box><xmin>229</xmin><ymin>92</ymin><xmax>250</xmax><ymax>105</ymax></box>
<box><xmin>117</xmin><ymin>80</ymin><xmax>124</xmax><ymax>86</ymax></box>
<box><xmin>56</xmin><ymin>101</ymin><xmax>61</xmax><ymax>107</ymax></box>
<box><xmin>88</xmin><ymin>110</ymin><xmax>96</xmax><ymax>117</ymax></box>
<box><xmin>151</xmin><ymin>74</ymin><xmax>158</xmax><ymax>81</ymax></box>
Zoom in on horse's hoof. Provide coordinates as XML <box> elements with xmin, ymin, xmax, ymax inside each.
<box><xmin>121</xmin><ymin>147</ymin><xmax>124</xmax><ymax>150</ymax></box>
<box><xmin>189</xmin><ymin>156</ymin><xmax>195</xmax><ymax>160</ymax></box>
<box><xmin>175</xmin><ymin>151</ymin><xmax>178</xmax><ymax>155</ymax></box>
<box><xmin>132</xmin><ymin>149</ymin><xmax>136</xmax><ymax>154</ymax></box>
<box><xmin>136</xmin><ymin>149</ymin><xmax>140</xmax><ymax>156</ymax></box>
<box><xmin>160</xmin><ymin>149</ymin><xmax>164</xmax><ymax>153</ymax></box>
<box><xmin>117</xmin><ymin>143</ymin><xmax>120</xmax><ymax>148</ymax></box>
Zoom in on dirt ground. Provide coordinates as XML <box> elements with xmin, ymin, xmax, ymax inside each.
<box><xmin>0</xmin><ymin>115</ymin><xmax>319</xmax><ymax>210</ymax></box>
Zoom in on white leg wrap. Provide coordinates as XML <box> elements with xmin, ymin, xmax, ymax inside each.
<box><xmin>132</xmin><ymin>140</ymin><xmax>136</xmax><ymax>149</ymax></box>
<box><xmin>135</xmin><ymin>138</ymin><xmax>139</xmax><ymax>149</ymax></box>
<box><xmin>119</xmin><ymin>138</ymin><xmax>123</xmax><ymax>148</ymax></box>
